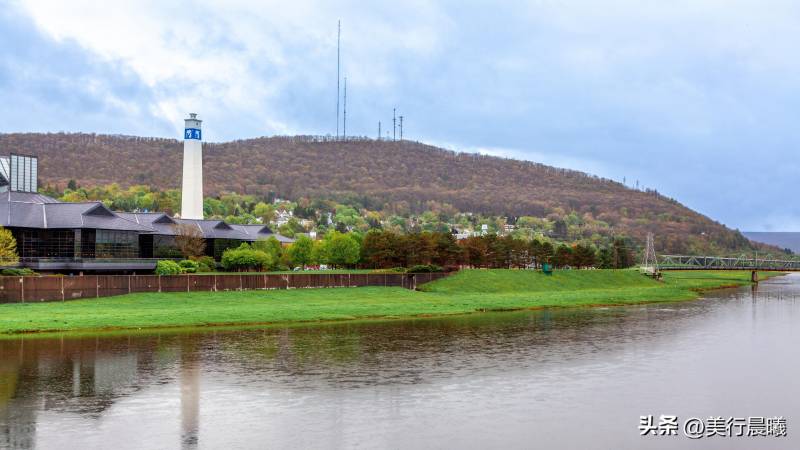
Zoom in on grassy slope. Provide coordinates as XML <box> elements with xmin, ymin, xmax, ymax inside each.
<box><xmin>0</xmin><ymin>270</ymin><xmax>783</xmax><ymax>335</ymax></box>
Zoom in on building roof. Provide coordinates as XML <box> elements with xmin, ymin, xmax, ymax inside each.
<box><xmin>0</xmin><ymin>190</ymin><xmax>295</xmax><ymax>242</ymax></box>
<box><xmin>229</xmin><ymin>224</ymin><xmax>294</xmax><ymax>243</ymax></box>
<box><xmin>0</xmin><ymin>191</ymin><xmax>153</xmax><ymax>232</ymax></box>
<box><xmin>116</xmin><ymin>212</ymin><xmax>178</xmax><ymax>235</ymax></box>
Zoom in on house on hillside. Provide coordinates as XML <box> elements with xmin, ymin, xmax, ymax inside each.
<box><xmin>274</xmin><ymin>209</ymin><xmax>293</xmax><ymax>226</ymax></box>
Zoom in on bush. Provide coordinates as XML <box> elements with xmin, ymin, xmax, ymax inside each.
<box><xmin>178</xmin><ymin>259</ymin><xmax>199</xmax><ymax>274</ymax></box>
<box><xmin>221</xmin><ymin>244</ymin><xmax>273</xmax><ymax>271</ymax></box>
<box><xmin>191</xmin><ymin>256</ymin><xmax>216</xmax><ymax>272</ymax></box>
<box><xmin>407</xmin><ymin>264</ymin><xmax>444</xmax><ymax>273</ymax></box>
<box><xmin>155</xmin><ymin>260</ymin><xmax>182</xmax><ymax>275</ymax></box>
<box><xmin>1</xmin><ymin>268</ymin><xmax>36</xmax><ymax>276</ymax></box>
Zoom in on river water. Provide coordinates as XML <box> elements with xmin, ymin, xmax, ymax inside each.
<box><xmin>1</xmin><ymin>274</ymin><xmax>799</xmax><ymax>449</ymax></box>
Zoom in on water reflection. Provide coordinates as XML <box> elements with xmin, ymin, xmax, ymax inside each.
<box><xmin>1</xmin><ymin>275</ymin><xmax>799</xmax><ymax>449</ymax></box>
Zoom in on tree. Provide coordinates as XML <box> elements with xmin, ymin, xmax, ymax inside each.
<box><xmin>361</xmin><ymin>230</ymin><xmax>403</xmax><ymax>268</ymax></box>
<box><xmin>432</xmin><ymin>232</ymin><xmax>462</xmax><ymax>268</ymax></box>
<box><xmin>552</xmin><ymin>244</ymin><xmax>573</xmax><ymax>268</ymax></box>
<box><xmin>253</xmin><ymin>237</ymin><xmax>282</xmax><ymax>270</ymax></box>
<box><xmin>172</xmin><ymin>223</ymin><xmax>206</xmax><ymax>259</ymax></box>
<box><xmin>553</xmin><ymin>219</ymin><xmax>568</xmax><ymax>239</ymax></box>
<box><xmin>0</xmin><ymin>227</ymin><xmax>19</xmax><ymax>266</ymax></box>
<box><xmin>506</xmin><ymin>236</ymin><xmax>531</xmax><ymax>268</ymax></box>
<box><xmin>460</xmin><ymin>236</ymin><xmax>489</xmax><ymax>268</ymax></box>
<box><xmin>253</xmin><ymin>202</ymin><xmax>276</xmax><ymax>224</ymax></box>
<box><xmin>403</xmin><ymin>232</ymin><xmax>437</xmax><ymax>266</ymax></box>
<box><xmin>288</xmin><ymin>235</ymin><xmax>314</xmax><ymax>269</ymax></box>
<box><xmin>598</xmin><ymin>247</ymin><xmax>614</xmax><ymax>269</ymax></box>
<box><xmin>572</xmin><ymin>243</ymin><xmax>597</xmax><ymax>268</ymax></box>
<box><xmin>612</xmin><ymin>237</ymin><xmax>635</xmax><ymax>268</ymax></box>
<box><xmin>322</xmin><ymin>232</ymin><xmax>361</xmax><ymax>268</ymax></box>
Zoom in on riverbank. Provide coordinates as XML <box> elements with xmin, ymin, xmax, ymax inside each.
<box><xmin>0</xmin><ymin>270</ymin><xmax>785</xmax><ymax>336</ymax></box>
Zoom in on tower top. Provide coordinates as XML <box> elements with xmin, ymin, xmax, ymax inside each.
<box><xmin>184</xmin><ymin>113</ymin><xmax>202</xmax><ymax>140</ymax></box>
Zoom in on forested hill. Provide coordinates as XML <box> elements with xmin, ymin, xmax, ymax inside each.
<box><xmin>0</xmin><ymin>132</ymin><xmax>761</xmax><ymax>254</ymax></box>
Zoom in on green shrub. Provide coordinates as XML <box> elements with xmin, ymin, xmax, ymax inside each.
<box><xmin>221</xmin><ymin>244</ymin><xmax>272</xmax><ymax>271</ymax></box>
<box><xmin>155</xmin><ymin>260</ymin><xmax>182</xmax><ymax>275</ymax></box>
<box><xmin>1</xmin><ymin>268</ymin><xmax>36</xmax><ymax>276</ymax></box>
<box><xmin>191</xmin><ymin>256</ymin><xmax>215</xmax><ymax>272</ymax></box>
<box><xmin>407</xmin><ymin>264</ymin><xmax>444</xmax><ymax>273</ymax></box>
<box><xmin>178</xmin><ymin>259</ymin><xmax>199</xmax><ymax>273</ymax></box>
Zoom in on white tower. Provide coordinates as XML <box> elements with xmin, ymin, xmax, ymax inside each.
<box><xmin>181</xmin><ymin>113</ymin><xmax>204</xmax><ymax>219</ymax></box>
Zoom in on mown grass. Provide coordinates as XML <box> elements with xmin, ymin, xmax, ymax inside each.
<box><xmin>0</xmin><ymin>269</ymin><xmax>783</xmax><ymax>336</ymax></box>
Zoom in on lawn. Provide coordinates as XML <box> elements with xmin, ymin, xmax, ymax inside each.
<box><xmin>0</xmin><ymin>269</ymin><xmax>784</xmax><ymax>335</ymax></box>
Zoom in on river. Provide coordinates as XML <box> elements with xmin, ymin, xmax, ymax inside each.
<box><xmin>1</xmin><ymin>274</ymin><xmax>799</xmax><ymax>449</ymax></box>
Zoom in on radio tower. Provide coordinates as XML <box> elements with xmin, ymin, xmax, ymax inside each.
<box><xmin>342</xmin><ymin>77</ymin><xmax>347</xmax><ymax>139</ymax></box>
<box><xmin>378</xmin><ymin>121</ymin><xmax>381</xmax><ymax>140</ymax></box>
<box><xmin>399</xmin><ymin>115</ymin><xmax>404</xmax><ymax>140</ymax></box>
<box><xmin>335</xmin><ymin>20</ymin><xmax>341</xmax><ymax>139</ymax></box>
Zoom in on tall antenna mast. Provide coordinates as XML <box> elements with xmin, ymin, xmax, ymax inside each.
<box><xmin>378</xmin><ymin>121</ymin><xmax>381</xmax><ymax>140</ymax></box>
<box><xmin>342</xmin><ymin>77</ymin><xmax>347</xmax><ymax>139</ymax></box>
<box><xmin>399</xmin><ymin>115</ymin><xmax>404</xmax><ymax>140</ymax></box>
<box><xmin>393</xmin><ymin>108</ymin><xmax>396</xmax><ymax>141</ymax></box>
<box><xmin>336</xmin><ymin>20</ymin><xmax>341</xmax><ymax>139</ymax></box>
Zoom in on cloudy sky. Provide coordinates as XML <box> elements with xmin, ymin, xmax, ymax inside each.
<box><xmin>1</xmin><ymin>0</ymin><xmax>799</xmax><ymax>231</ymax></box>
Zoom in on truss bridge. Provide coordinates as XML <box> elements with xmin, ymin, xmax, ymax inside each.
<box><xmin>657</xmin><ymin>255</ymin><xmax>800</xmax><ymax>271</ymax></box>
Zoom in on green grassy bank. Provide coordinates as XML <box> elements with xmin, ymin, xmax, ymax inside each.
<box><xmin>0</xmin><ymin>270</ymin><xmax>784</xmax><ymax>336</ymax></box>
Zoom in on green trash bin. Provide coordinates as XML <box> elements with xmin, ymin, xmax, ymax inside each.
<box><xmin>542</xmin><ymin>263</ymin><xmax>553</xmax><ymax>275</ymax></box>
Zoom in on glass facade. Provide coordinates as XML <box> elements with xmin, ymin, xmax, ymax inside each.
<box><xmin>17</xmin><ymin>230</ymin><xmax>75</xmax><ymax>258</ymax></box>
<box><xmin>153</xmin><ymin>235</ymin><xmax>183</xmax><ymax>258</ymax></box>
<box><xmin>11</xmin><ymin>228</ymin><xmax>228</xmax><ymax>262</ymax></box>
<box><xmin>14</xmin><ymin>229</ymin><xmax>141</xmax><ymax>259</ymax></box>
<box><xmin>212</xmin><ymin>239</ymin><xmax>242</xmax><ymax>260</ymax></box>
<box><xmin>94</xmin><ymin>230</ymin><xmax>139</xmax><ymax>258</ymax></box>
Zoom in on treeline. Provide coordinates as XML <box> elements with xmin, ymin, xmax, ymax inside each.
<box><xmin>361</xmin><ymin>231</ymin><xmax>635</xmax><ymax>270</ymax></box>
<box><xmin>219</xmin><ymin>231</ymin><xmax>636</xmax><ymax>272</ymax></box>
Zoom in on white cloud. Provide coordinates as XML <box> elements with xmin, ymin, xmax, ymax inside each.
<box><xmin>8</xmin><ymin>0</ymin><xmax>800</xmax><ymax>230</ymax></box>
<box><xmin>14</xmin><ymin>0</ymin><xmax>451</xmax><ymax>139</ymax></box>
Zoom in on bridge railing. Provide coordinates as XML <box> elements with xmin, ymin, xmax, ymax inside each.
<box><xmin>658</xmin><ymin>255</ymin><xmax>800</xmax><ymax>271</ymax></box>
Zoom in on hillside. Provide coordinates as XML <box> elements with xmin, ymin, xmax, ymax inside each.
<box><xmin>0</xmin><ymin>132</ymin><xmax>766</xmax><ymax>254</ymax></box>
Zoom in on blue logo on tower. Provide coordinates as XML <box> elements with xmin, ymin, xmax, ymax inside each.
<box><xmin>184</xmin><ymin>128</ymin><xmax>202</xmax><ymax>140</ymax></box>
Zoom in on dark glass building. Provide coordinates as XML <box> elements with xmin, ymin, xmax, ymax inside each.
<box><xmin>0</xmin><ymin>156</ymin><xmax>294</xmax><ymax>272</ymax></box>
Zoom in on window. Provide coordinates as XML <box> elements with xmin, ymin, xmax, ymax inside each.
<box><xmin>94</xmin><ymin>230</ymin><xmax>139</xmax><ymax>258</ymax></box>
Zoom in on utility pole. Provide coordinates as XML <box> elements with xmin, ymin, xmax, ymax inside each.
<box><xmin>378</xmin><ymin>121</ymin><xmax>381</xmax><ymax>140</ymax></box>
<box><xmin>336</xmin><ymin>20</ymin><xmax>341</xmax><ymax>139</ymax></box>
<box><xmin>392</xmin><ymin>108</ymin><xmax>396</xmax><ymax>141</ymax></box>
<box><xmin>641</xmin><ymin>232</ymin><xmax>660</xmax><ymax>278</ymax></box>
<box><xmin>342</xmin><ymin>77</ymin><xmax>347</xmax><ymax>139</ymax></box>
<box><xmin>399</xmin><ymin>115</ymin><xmax>404</xmax><ymax>140</ymax></box>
